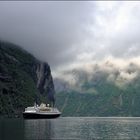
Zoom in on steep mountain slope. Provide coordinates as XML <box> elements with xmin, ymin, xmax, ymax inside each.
<box><xmin>0</xmin><ymin>41</ymin><xmax>55</xmax><ymax>117</ymax></box>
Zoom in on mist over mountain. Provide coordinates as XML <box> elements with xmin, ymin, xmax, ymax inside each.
<box><xmin>54</xmin><ymin>57</ymin><xmax>140</xmax><ymax>92</ymax></box>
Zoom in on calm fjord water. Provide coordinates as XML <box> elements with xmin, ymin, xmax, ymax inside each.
<box><xmin>0</xmin><ymin>117</ymin><xmax>140</xmax><ymax>140</ymax></box>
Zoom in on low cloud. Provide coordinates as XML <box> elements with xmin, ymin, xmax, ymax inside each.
<box><xmin>54</xmin><ymin>56</ymin><xmax>140</xmax><ymax>91</ymax></box>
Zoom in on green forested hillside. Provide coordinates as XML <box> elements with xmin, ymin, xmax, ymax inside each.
<box><xmin>0</xmin><ymin>41</ymin><xmax>55</xmax><ymax>117</ymax></box>
<box><xmin>55</xmin><ymin>71</ymin><xmax>140</xmax><ymax>117</ymax></box>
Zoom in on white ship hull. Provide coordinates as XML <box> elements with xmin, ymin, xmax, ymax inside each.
<box><xmin>23</xmin><ymin>105</ymin><xmax>61</xmax><ymax>119</ymax></box>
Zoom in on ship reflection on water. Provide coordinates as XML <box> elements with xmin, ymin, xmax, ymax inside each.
<box><xmin>24</xmin><ymin>119</ymin><xmax>54</xmax><ymax>140</ymax></box>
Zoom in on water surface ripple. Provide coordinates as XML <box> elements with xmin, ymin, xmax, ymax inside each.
<box><xmin>1</xmin><ymin>117</ymin><xmax>140</xmax><ymax>140</ymax></box>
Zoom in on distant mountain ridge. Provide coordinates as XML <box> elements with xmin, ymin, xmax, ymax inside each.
<box><xmin>55</xmin><ymin>62</ymin><xmax>140</xmax><ymax>117</ymax></box>
<box><xmin>0</xmin><ymin>41</ymin><xmax>55</xmax><ymax>117</ymax></box>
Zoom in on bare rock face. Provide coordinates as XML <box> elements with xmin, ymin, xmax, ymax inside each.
<box><xmin>36</xmin><ymin>62</ymin><xmax>55</xmax><ymax>104</ymax></box>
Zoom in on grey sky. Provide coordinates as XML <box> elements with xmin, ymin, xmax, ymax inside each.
<box><xmin>0</xmin><ymin>1</ymin><xmax>140</xmax><ymax>77</ymax></box>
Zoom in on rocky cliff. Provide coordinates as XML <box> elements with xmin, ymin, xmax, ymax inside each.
<box><xmin>0</xmin><ymin>41</ymin><xmax>55</xmax><ymax>117</ymax></box>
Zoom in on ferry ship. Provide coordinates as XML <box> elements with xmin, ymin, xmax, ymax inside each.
<box><xmin>23</xmin><ymin>103</ymin><xmax>61</xmax><ymax>119</ymax></box>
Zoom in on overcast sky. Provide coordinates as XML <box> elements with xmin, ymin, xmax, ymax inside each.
<box><xmin>0</xmin><ymin>1</ymin><xmax>140</xmax><ymax>77</ymax></box>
